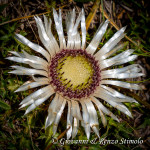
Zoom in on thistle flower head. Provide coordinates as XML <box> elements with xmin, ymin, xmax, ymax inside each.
<box><xmin>7</xmin><ymin>8</ymin><xmax>144</xmax><ymax>139</ymax></box>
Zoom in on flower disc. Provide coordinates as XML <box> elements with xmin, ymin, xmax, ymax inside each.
<box><xmin>50</xmin><ymin>49</ymin><xmax>101</xmax><ymax>99</ymax></box>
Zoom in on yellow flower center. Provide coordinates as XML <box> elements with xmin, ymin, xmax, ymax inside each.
<box><xmin>57</xmin><ymin>55</ymin><xmax>93</xmax><ymax>89</ymax></box>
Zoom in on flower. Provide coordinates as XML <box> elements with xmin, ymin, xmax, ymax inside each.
<box><xmin>7</xmin><ymin>8</ymin><xmax>144</xmax><ymax>139</ymax></box>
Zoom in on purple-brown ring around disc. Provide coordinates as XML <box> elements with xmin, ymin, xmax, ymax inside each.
<box><xmin>49</xmin><ymin>49</ymin><xmax>101</xmax><ymax>100</ymax></box>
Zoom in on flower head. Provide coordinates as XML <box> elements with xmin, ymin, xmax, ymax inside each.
<box><xmin>7</xmin><ymin>8</ymin><xmax>144</xmax><ymax>139</ymax></box>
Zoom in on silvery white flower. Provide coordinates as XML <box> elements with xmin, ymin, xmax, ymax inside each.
<box><xmin>7</xmin><ymin>8</ymin><xmax>144</xmax><ymax>139</ymax></box>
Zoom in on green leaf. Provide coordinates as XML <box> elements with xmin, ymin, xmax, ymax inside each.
<box><xmin>0</xmin><ymin>99</ymin><xmax>11</xmax><ymax>110</ymax></box>
<box><xmin>0</xmin><ymin>34</ymin><xmax>11</xmax><ymax>41</ymax></box>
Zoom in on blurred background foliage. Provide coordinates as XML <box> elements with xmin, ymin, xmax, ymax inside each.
<box><xmin>0</xmin><ymin>0</ymin><xmax>150</xmax><ymax>150</ymax></box>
